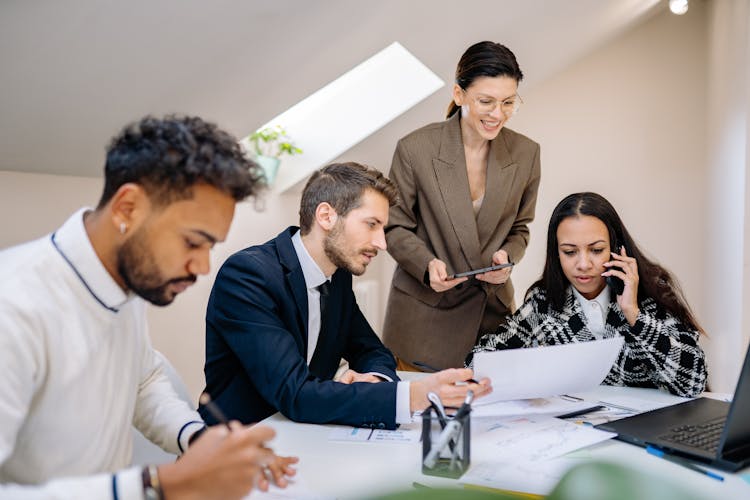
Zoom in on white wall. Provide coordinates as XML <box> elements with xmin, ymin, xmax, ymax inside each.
<box><xmin>0</xmin><ymin>171</ymin><xmax>103</xmax><ymax>247</ymax></box>
<box><xmin>507</xmin><ymin>0</ymin><xmax>750</xmax><ymax>392</ymax></box>
<box><xmin>509</xmin><ymin>3</ymin><xmax>708</xmax><ymax>312</ymax></box>
<box><xmin>704</xmin><ymin>0</ymin><xmax>750</xmax><ymax>392</ymax></box>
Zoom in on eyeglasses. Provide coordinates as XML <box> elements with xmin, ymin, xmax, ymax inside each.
<box><xmin>463</xmin><ymin>89</ymin><xmax>523</xmax><ymax>117</ymax></box>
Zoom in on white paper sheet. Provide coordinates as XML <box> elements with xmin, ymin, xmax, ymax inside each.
<box><xmin>461</xmin><ymin>458</ymin><xmax>581</xmax><ymax>496</ymax></box>
<box><xmin>473</xmin><ymin>337</ymin><xmax>624</xmax><ymax>403</ymax></box>
<box><xmin>469</xmin><ymin>396</ymin><xmax>597</xmax><ymax>418</ymax></box>
<box><xmin>472</xmin><ymin>415</ymin><xmax>616</xmax><ymax>462</ymax></box>
<box><xmin>327</xmin><ymin>425</ymin><xmax>420</xmax><ymax>443</ymax></box>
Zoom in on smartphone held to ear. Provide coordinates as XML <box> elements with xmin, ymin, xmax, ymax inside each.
<box><xmin>606</xmin><ymin>245</ymin><xmax>625</xmax><ymax>296</ymax></box>
<box><xmin>606</xmin><ymin>272</ymin><xmax>625</xmax><ymax>296</ymax></box>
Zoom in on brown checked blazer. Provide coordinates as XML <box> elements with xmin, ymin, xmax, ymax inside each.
<box><xmin>382</xmin><ymin>113</ymin><xmax>541</xmax><ymax>368</ymax></box>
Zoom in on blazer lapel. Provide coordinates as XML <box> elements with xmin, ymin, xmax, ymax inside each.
<box><xmin>433</xmin><ymin>114</ymin><xmax>482</xmax><ymax>268</ymax></box>
<box><xmin>562</xmin><ymin>289</ymin><xmax>595</xmax><ymax>342</ymax></box>
<box><xmin>277</xmin><ymin>228</ymin><xmax>311</xmax><ymax>357</ymax></box>
<box><xmin>476</xmin><ymin>130</ymin><xmax>516</xmax><ymax>249</ymax></box>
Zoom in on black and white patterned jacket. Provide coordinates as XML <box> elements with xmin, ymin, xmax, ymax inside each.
<box><xmin>468</xmin><ymin>285</ymin><xmax>707</xmax><ymax>397</ymax></box>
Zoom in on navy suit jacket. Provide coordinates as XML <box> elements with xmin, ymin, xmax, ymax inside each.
<box><xmin>200</xmin><ymin>227</ymin><xmax>400</xmax><ymax>429</ymax></box>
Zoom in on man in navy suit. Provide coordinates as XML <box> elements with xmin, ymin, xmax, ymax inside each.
<box><xmin>200</xmin><ymin>162</ymin><xmax>490</xmax><ymax>429</ymax></box>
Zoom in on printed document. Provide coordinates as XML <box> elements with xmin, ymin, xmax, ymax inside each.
<box><xmin>473</xmin><ymin>337</ymin><xmax>624</xmax><ymax>404</ymax></box>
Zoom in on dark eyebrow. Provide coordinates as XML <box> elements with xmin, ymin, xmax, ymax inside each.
<box><xmin>560</xmin><ymin>239</ymin><xmax>607</xmax><ymax>247</ymax></box>
<box><xmin>188</xmin><ymin>229</ymin><xmax>219</xmax><ymax>245</ymax></box>
<box><xmin>476</xmin><ymin>92</ymin><xmax>518</xmax><ymax>101</ymax></box>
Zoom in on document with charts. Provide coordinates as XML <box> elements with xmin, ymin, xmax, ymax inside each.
<box><xmin>462</xmin><ymin>415</ymin><xmax>615</xmax><ymax>495</ymax></box>
<box><xmin>472</xmin><ymin>415</ymin><xmax>616</xmax><ymax>461</ymax></box>
<box><xmin>472</xmin><ymin>337</ymin><xmax>623</xmax><ymax>404</ymax></box>
<box><xmin>327</xmin><ymin>423</ymin><xmax>420</xmax><ymax>443</ymax></box>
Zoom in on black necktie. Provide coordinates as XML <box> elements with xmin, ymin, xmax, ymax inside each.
<box><xmin>317</xmin><ymin>281</ymin><xmax>330</xmax><ymax>324</ymax></box>
<box><xmin>309</xmin><ymin>281</ymin><xmax>331</xmax><ymax>376</ymax></box>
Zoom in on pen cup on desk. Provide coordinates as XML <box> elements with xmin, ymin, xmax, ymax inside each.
<box><xmin>421</xmin><ymin>406</ymin><xmax>471</xmax><ymax>479</ymax></box>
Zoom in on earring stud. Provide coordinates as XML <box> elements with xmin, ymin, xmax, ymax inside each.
<box><xmin>119</xmin><ymin>222</ymin><xmax>127</xmax><ymax>234</ymax></box>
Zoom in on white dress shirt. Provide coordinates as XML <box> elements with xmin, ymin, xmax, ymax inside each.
<box><xmin>291</xmin><ymin>230</ymin><xmax>411</xmax><ymax>423</ymax></box>
<box><xmin>0</xmin><ymin>209</ymin><xmax>204</xmax><ymax>499</ymax></box>
<box><xmin>572</xmin><ymin>285</ymin><xmax>612</xmax><ymax>339</ymax></box>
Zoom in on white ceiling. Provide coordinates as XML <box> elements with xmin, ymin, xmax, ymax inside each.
<box><xmin>0</xmin><ymin>0</ymin><xmax>664</xmax><ymax>178</ymax></box>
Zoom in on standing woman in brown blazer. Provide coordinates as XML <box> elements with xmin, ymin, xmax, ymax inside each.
<box><xmin>382</xmin><ymin>41</ymin><xmax>541</xmax><ymax>370</ymax></box>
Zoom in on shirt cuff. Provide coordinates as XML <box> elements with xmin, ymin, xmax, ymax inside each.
<box><xmin>395</xmin><ymin>381</ymin><xmax>412</xmax><ymax>424</ymax></box>
<box><xmin>368</xmin><ymin>371</ymin><xmax>393</xmax><ymax>382</ymax></box>
<box><xmin>113</xmin><ymin>466</ymin><xmax>142</xmax><ymax>500</ymax></box>
<box><xmin>178</xmin><ymin>421</ymin><xmax>206</xmax><ymax>454</ymax></box>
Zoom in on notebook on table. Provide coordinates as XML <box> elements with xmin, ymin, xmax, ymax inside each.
<box><xmin>596</xmin><ymin>345</ymin><xmax>750</xmax><ymax>472</ymax></box>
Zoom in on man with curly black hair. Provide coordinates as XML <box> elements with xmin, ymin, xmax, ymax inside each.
<box><xmin>0</xmin><ymin>115</ymin><xmax>296</xmax><ymax>499</ymax></box>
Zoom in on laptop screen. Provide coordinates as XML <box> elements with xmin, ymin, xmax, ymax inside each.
<box><xmin>719</xmin><ymin>343</ymin><xmax>750</xmax><ymax>458</ymax></box>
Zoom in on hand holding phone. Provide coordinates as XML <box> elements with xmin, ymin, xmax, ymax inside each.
<box><xmin>605</xmin><ymin>244</ymin><xmax>641</xmax><ymax>326</ymax></box>
<box><xmin>606</xmin><ymin>246</ymin><xmax>625</xmax><ymax>296</ymax></box>
<box><xmin>447</xmin><ymin>262</ymin><xmax>514</xmax><ymax>280</ymax></box>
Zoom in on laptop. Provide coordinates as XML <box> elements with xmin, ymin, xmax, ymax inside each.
<box><xmin>596</xmin><ymin>345</ymin><xmax>750</xmax><ymax>472</ymax></box>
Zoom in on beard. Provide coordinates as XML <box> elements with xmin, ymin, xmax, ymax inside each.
<box><xmin>117</xmin><ymin>227</ymin><xmax>196</xmax><ymax>306</ymax></box>
<box><xmin>323</xmin><ymin>222</ymin><xmax>377</xmax><ymax>276</ymax></box>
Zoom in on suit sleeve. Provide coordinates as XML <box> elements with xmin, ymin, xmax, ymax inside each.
<box><xmin>466</xmin><ymin>290</ymin><xmax>546</xmax><ymax>365</ymax></box>
<box><xmin>207</xmin><ymin>252</ymin><xmax>399</xmax><ymax>429</ymax></box>
<box><xmin>500</xmin><ymin>142</ymin><xmax>541</xmax><ymax>263</ymax></box>
<box><xmin>341</xmin><ymin>296</ymin><xmax>398</xmax><ymax>379</ymax></box>
<box><xmin>384</xmin><ymin>140</ymin><xmax>437</xmax><ymax>282</ymax></box>
<box><xmin>613</xmin><ymin>301</ymin><xmax>707</xmax><ymax>397</ymax></box>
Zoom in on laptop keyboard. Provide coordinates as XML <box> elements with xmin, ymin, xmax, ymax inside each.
<box><xmin>658</xmin><ymin>417</ymin><xmax>726</xmax><ymax>454</ymax></box>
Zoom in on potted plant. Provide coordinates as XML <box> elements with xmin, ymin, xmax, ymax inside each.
<box><xmin>247</xmin><ymin>125</ymin><xmax>303</xmax><ymax>185</ymax></box>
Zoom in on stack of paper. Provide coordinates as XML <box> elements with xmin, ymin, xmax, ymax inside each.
<box><xmin>472</xmin><ymin>337</ymin><xmax>624</xmax><ymax>403</ymax></box>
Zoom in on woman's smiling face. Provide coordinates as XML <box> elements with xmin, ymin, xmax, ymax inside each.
<box><xmin>452</xmin><ymin>75</ymin><xmax>519</xmax><ymax>142</ymax></box>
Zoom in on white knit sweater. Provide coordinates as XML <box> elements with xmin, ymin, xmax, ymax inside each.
<box><xmin>0</xmin><ymin>209</ymin><xmax>203</xmax><ymax>499</ymax></box>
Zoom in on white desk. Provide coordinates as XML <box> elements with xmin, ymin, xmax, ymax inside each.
<box><xmin>260</xmin><ymin>384</ymin><xmax>750</xmax><ymax>499</ymax></box>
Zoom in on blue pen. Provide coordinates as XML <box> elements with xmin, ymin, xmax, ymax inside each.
<box><xmin>646</xmin><ymin>445</ymin><xmax>724</xmax><ymax>481</ymax></box>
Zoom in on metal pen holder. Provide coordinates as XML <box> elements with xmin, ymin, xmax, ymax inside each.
<box><xmin>421</xmin><ymin>406</ymin><xmax>471</xmax><ymax>478</ymax></box>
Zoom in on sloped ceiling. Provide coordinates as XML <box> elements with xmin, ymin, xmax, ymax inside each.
<box><xmin>0</xmin><ymin>0</ymin><xmax>662</xmax><ymax>177</ymax></box>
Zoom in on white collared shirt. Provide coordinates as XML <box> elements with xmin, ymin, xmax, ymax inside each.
<box><xmin>0</xmin><ymin>209</ymin><xmax>203</xmax><ymax>499</ymax></box>
<box><xmin>291</xmin><ymin>230</ymin><xmax>328</xmax><ymax>364</ymax></box>
<box><xmin>291</xmin><ymin>230</ymin><xmax>411</xmax><ymax>423</ymax></box>
<box><xmin>572</xmin><ymin>285</ymin><xmax>612</xmax><ymax>339</ymax></box>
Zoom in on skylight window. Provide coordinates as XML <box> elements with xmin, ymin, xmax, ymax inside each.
<box><xmin>241</xmin><ymin>42</ymin><xmax>444</xmax><ymax>192</ymax></box>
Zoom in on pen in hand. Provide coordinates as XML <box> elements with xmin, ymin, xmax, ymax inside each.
<box><xmin>199</xmin><ymin>392</ymin><xmax>233</xmax><ymax>432</ymax></box>
<box><xmin>412</xmin><ymin>361</ymin><xmax>480</xmax><ymax>384</ymax></box>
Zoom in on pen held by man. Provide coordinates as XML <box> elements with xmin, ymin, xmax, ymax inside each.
<box><xmin>411</xmin><ymin>368</ymin><xmax>491</xmax><ymax>413</ymax></box>
<box><xmin>196</xmin><ymin>392</ymin><xmax>299</xmax><ymax>493</ymax></box>
<box><xmin>413</xmin><ymin>360</ymin><xmax>480</xmax><ymax>384</ymax></box>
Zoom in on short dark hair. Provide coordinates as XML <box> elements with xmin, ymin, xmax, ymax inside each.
<box><xmin>298</xmin><ymin>162</ymin><xmax>398</xmax><ymax>235</ymax></box>
<box><xmin>535</xmin><ymin>192</ymin><xmax>703</xmax><ymax>334</ymax></box>
<box><xmin>447</xmin><ymin>41</ymin><xmax>524</xmax><ymax>118</ymax></box>
<box><xmin>97</xmin><ymin>115</ymin><xmax>263</xmax><ymax>208</ymax></box>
